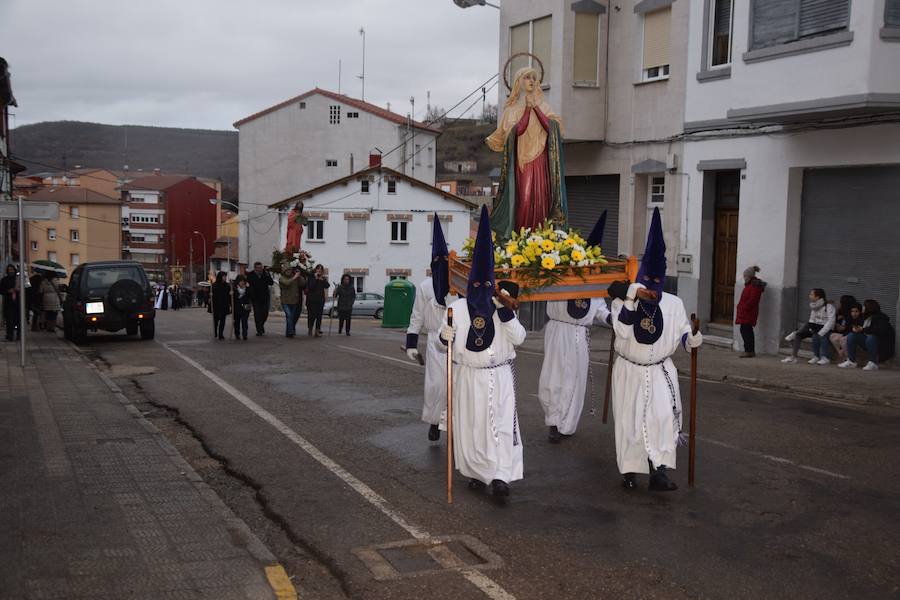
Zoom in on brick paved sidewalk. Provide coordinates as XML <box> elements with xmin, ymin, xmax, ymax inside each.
<box><xmin>0</xmin><ymin>335</ymin><xmax>294</xmax><ymax>599</ymax></box>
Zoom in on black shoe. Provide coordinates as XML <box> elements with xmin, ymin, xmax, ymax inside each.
<box><xmin>346</xmin><ymin>332</ymin><xmax>350</xmax><ymax>336</ymax></box>
<box><xmin>548</xmin><ymin>426</ymin><xmax>561</xmax><ymax>444</ymax></box>
<box><xmin>428</xmin><ymin>424</ymin><xmax>440</xmax><ymax>441</ymax></box>
<box><xmin>621</xmin><ymin>473</ymin><xmax>637</xmax><ymax>490</ymax></box>
<box><xmin>243</xmin><ymin>336</ymin><xmax>248</xmax><ymax>340</ymax></box>
<box><xmin>648</xmin><ymin>465</ymin><xmax>678</xmax><ymax>492</ymax></box>
<box><xmin>218</xmin><ymin>335</ymin><xmax>225</xmax><ymax>340</ymax></box>
<box><xmin>256</xmin><ymin>332</ymin><xmax>262</xmax><ymax>336</ymax></box>
<box><xmin>468</xmin><ymin>479</ymin><xmax>486</xmax><ymax>491</ymax></box>
<box><xmin>491</xmin><ymin>480</ymin><xmax>509</xmax><ymax>497</ymax></box>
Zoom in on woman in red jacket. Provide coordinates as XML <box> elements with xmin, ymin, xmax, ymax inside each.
<box><xmin>735</xmin><ymin>266</ymin><xmax>766</xmax><ymax>357</ymax></box>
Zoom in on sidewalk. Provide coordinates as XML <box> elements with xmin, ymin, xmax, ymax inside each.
<box><xmin>0</xmin><ymin>335</ymin><xmax>295</xmax><ymax>599</ymax></box>
<box><xmin>520</xmin><ymin>327</ymin><xmax>900</xmax><ymax>407</ymax></box>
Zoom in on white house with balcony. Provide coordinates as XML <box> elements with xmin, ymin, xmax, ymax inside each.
<box><xmin>678</xmin><ymin>0</ymin><xmax>900</xmax><ymax>353</ymax></box>
<box><xmin>268</xmin><ymin>162</ymin><xmax>475</xmax><ymax>296</ymax></box>
<box><xmin>233</xmin><ymin>88</ymin><xmax>440</xmax><ymax>268</ymax></box>
<box><xmin>498</xmin><ymin>0</ymin><xmax>690</xmax><ymax>279</ymax></box>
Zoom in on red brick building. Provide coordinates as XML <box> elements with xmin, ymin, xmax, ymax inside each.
<box><xmin>120</xmin><ymin>175</ymin><xmax>218</xmax><ymax>282</ymax></box>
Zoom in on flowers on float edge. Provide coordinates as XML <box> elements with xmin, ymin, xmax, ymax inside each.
<box><xmin>541</xmin><ymin>256</ymin><xmax>556</xmax><ymax>270</ymax></box>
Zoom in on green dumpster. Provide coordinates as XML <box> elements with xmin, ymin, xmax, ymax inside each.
<box><xmin>381</xmin><ymin>278</ymin><xmax>416</xmax><ymax>328</ymax></box>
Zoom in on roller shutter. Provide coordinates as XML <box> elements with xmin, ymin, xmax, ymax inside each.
<box><xmin>565</xmin><ymin>174</ymin><xmax>620</xmax><ymax>257</ymax></box>
<box><xmin>798</xmin><ymin>166</ymin><xmax>900</xmax><ymax>326</ymax></box>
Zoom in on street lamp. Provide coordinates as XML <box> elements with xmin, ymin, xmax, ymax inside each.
<box><xmin>453</xmin><ymin>0</ymin><xmax>500</xmax><ymax>8</ymax></box>
<box><xmin>210</xmin><ymin>198</ymin><xmax>239</xmax><ymax>275</ymax></box>
<box><xmin>192</xmin><ymin>230</ymin><xmax>207</xmax><ymax>284</ymax></box>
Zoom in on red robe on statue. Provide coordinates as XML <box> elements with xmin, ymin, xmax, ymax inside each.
<box><xmin>513</xmin><ymin>107</ymin><xmax>552</xmax><ymax>232</ymax></box>
<box><xmin>286</xmin><ymin>208</ymin><xmax>304</xmax><ymax>253</ymax></box>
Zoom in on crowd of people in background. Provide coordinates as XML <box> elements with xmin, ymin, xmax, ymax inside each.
<box><xmin>0</xmin><ymin>263</ymin><xmax>66</xmax><ymax>339</ymax></box>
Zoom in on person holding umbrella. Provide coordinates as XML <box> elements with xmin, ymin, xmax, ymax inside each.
<box><xmin>39</xmin><ymin>271</ymin><xmax>63</xmax><ymax>333</ymax></box>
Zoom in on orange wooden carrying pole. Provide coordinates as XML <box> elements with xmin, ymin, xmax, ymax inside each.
<box><xmin>688</xmin><ymin>313</ymin><xmax>699</xmax><ymax>488</ymax></box>
<box><xmin>446</xmin><ymin>307</ymin><xmax>454</xmax><ymax>505</ymax></box>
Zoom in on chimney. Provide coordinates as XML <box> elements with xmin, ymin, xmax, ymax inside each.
<box><xmin>369</xmin><ymin>153</ymin><xmax>382</xmax><ymax>167</ymax></box>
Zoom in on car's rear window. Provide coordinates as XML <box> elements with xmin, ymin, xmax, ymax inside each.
<box><xmin>83</xmin><ymin>266</ymin><xmax>145</xmax><ymax>296</ymax></box>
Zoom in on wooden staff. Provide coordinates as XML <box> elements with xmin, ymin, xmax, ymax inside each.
<box><xmin>446</xmin><ymin>307</ymin><xmax>454</xmax><ymax>505</ymax></box>
<box><xmin>688</xmin><ymin>313</ymin><xmax>699</xmax><ymax>488</ymax></box>
<box><xmin>602</xmin><ymin>330</ymin><xmax>615</xmax><ymax>424</ymax></box>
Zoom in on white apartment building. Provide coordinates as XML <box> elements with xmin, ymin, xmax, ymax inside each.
<box><xmin>679</xmin><ymin>0</ymin><xmax>900</xmax><ymax>353</ymax></box>
<box><xmin>498</xmin><ymin>0</ymin><xmax>689</xmax><ymax>278</ymax></box>
<box><xmin>234</xmin><ymin>88</ymin><xmax>440</xmax><ymax>267</ymax></box>
<box><xmin>269</xmin><ymin>164</ymin><xmax>475</xmax><ymax>295</ymax></box>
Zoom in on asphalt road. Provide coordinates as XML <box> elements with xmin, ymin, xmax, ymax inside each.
<box><xmin>78</xmin><ymin>308</ymin><xmax>900</xmax><ymax>600</ymax></box>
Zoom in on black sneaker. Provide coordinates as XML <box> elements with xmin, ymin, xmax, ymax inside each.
<box><xmin>428</xmin><ymin>424</ymin><xmax>440</xmax><ymax>441</ymax></box>
<box><xmin>468</xmin><ymin>479</ymin><xmax>486</xmax><ymax>491</ymax></box>
<box><xmin>648</xmin><ymin>465</ymin><xmax>678</xmax><ymax>492</ymax></box>
<box><xmin>491</xmin><ymin>480</ymin><xmax>510</xmax><ymax>497</ymax></box>
<box><xmin>621</xmin><ymin>473</ymin><xmax>637</xmax><ymax>490</ymax></box>
<box><xmin>548</xmin><ymin>426</ymin><xmax>561</xmax><ymax>444</ymax></box>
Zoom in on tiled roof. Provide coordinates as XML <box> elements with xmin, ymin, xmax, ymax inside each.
<box><xmin>119</xmin><ymin>175</ymin><xmax>193</xmax><ymax>192</ymax></box>
<box><xmin>269</xmin><ymin>165</ymin><xmax>476</xmax><ymax>210</ymax></box>
<box><xmin>26</xmin><ymin>187</ymin><xmax>121</xmax><ymax>205</ymax></box>
<box><xmin>233</xmin><ymin>87</ymin><xmax>441</xmax><ymax>134</ymax></box>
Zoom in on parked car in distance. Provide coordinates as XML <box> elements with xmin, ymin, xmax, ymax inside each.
<box><xmin>62</xmin><ymin>261</ymin><xmax>156</xmax><ymax>344</ymax></box>
<box><xmin>324</xmin><ymin>292</ymin><xmax>385</xmax><ymax>319</ymax></box>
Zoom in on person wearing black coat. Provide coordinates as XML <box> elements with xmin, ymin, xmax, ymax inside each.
<box><xmin>232</xmin><ymin>275</ymin><xmax>252</xmax><ymax>340</ymax></box>
<box><xmin>0</xmin><ymin>264</ymin><xmax>20</xmax><ymax>341</ymax></box>
<box><xmin>333</xmin><ymin>274</ymin><xmax>356</xmax><ymax>336</ymax></box>
<box><xmin>246</xmin><ymin>262</ymin><xmax>274</xmax><ymax>336</ymax></box>
<box><xmin>210</xmin><ymin>272</ymin><xmax>232</xmax><ymax>340</ymax></box>
<box><xmin>841</xmin><ymin>298</ymin><xmax>895</xmax><ymax>371</ymax></box>
<box><xmin>305</xmin><ymin>264</ymin><xmax>329</xmax><ymax>337</ymax></box>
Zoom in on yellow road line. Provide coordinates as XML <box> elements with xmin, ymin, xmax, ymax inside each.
<box><xmin>265</xmin><ymin>564</ymin><xmax>298</xmax><ymax>600</ymax></box>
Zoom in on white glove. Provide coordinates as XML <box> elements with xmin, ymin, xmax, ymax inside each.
<box><xmin>406</xmin><ymin>348</ymin><xmax>420</xmax><ymax>362</ymax></box>
<box><xmin>440</xmin><ymin>323</ymin><xmax>455</xmax><ymax>343</ymax></box>
<box><xmin>687</xmin><ymin>332</ymin><xmax>703</xmax><ymax>349</ymax></box>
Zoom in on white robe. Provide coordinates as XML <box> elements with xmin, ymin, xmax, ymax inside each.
<box><xmin>435</xmin><ymin>298</ymin><xmax>526</xmax><ymax>485</ymax></box>
<box><xmin>406</xmin><ymin>278</ymin><xmax>454</xmax><ymax>425</ymax></box>
<box><xmin>610</xmin><ymin>283</ymin><xmax>702</xmax><ymax>474</ymax></box>
<box><xmin>537</xmin><ymin>299</ymin><xmax>611</xmax><ymax>435</ymax></box>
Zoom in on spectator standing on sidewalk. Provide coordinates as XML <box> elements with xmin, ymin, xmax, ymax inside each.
<box><xmin>211</xmin><ymin>271</ymin><xmax>231</xmax><ymax>340</ymax></box>
<box><xmin>278</xmin><ymin>267</ymin><xmax>303</xmax><ymax>338</ymax></box>
<box><xmin>40</xmin><ymin>273</ymin><xmax>63</xmax><ymax>333</ymax></box>
<box><xmin>246</xmin><ymin>262</ymin><xmax>274</xmax><ymax>336</ymax></box>
<box><xmin>29</xmin><ymin>270</ymin><xmax>44</xmax><ymax>331</ymax></box>
<box><xmin>334</xmin><ymin>274</ymin><xmax>356</xmax><ymax>336</ymax></box>
<box><xmin>782</xmin><ymin>288</ymin><xmax>835</xmax><ymax>365</ymax></box>
<box><xmin>840</xmin><ymin>299</ymin><xmax>895</xmax><ymax>371</ymax></box>
<box><xmin>232</xmin><ymin>274</ymin><xmax>252</xmax><ymax>341</ymax></box>
<box><xmin>829</xmin><ymin>295</ymin><xmax>859</xmax><ymax>362</ymax></box>
<box><xmin>1</xmin><ymin>264</ymin><xmax>20</xmax><ymax>341</ymax></box>
<box><xmin>735</xmin><ymin>266</ymin><xmax>766</xmax><ymax>358</ymax></box>
<box><xmin>305</xmin><ymin>264</ymin><xmax>329</xmax><ymax>337</ymax></box>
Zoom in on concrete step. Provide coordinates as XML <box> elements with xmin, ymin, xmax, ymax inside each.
<box><xmin>704</xmin><ymin>334</ymin><xmax>734</xmax><ymax>348</ymax></box>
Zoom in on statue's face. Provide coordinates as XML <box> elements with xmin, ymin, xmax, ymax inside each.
<box><xmin>522</xmin><ymin>72</ymin><xmax>537</xmax><ymax>93</ymax></box>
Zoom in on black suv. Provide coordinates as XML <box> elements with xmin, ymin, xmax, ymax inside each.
<box><xmin>63</xmin><ymin>261</ymin><xmax>156</xmax><ymax>343</ymax></box>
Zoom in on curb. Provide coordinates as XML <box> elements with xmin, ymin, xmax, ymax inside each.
<box><xmin>721</xmin><ymin>374</ymin><xmax>896</xmax><ymax>407</ymax></box>
<box><xmin>66</xmin><ymin>340</ymin><xmax>300</xmax><ymax>600</ymax></box>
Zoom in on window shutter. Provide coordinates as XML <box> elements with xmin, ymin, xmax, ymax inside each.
<box><xmin>531</xmin><ymin>16</ymin><xmax>552</xmax><ymax>81</ymax></box>
<box><xmin>886</xmin><ymin>0</ymin><xmax>900</xmax><ymax>26</ymax></box>
<box><xmin>642</xmin><ymin>8</ymin><xmax>671</xmax><ymax>70</ymax></box>
<box><xmin>714</xmin><ymin>0</ymin><xmax>732</xmax><ymax>35</ymax></box>
<box><xmin>574</xmin><ymin>12</ymin><xmax>600</xmax><ymax>83</ymax></box>
<box><xmin>751</xmin><ymin>0</ymin><xmax>798</xmax><ymax>49</ymax></box>
<box><xmin>798</xmin><ymin>0</ymin><xmax>850</xmax><ymax>37</ymax></box>
<box><xmin>509</xmin><ymin>22</ymin><xmax>530</xmax><ymax>76</ymax></box>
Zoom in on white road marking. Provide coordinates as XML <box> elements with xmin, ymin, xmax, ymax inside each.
<box><xmin>336</xmin><ymin>345</ymin><xmax>424</xmax><ymax>370</ymax></box>
<box><xmin>161</xmin><ymin>342</ymin><xmax>514</xmax><ymax>600</ymax></box>
<box><xmin>699</xmin><ymin>437</ymin><xmax>850</xmax><ymax>480</ymax></box>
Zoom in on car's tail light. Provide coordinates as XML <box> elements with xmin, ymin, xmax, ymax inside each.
<box><xmin>137</xmin><ymin>313</ymin><xmax>144</xmax><ymax>319</ymax></box>
<box><xmin>90</xmin><ymin>316</ymin><xmax>98</xmax><ymax>322</ymax></box>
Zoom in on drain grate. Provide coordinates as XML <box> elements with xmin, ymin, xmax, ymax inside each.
<box><xmin>352</xmin><ymin>535</ymin><xmax>503</xmax><ymax>581</ymax></box>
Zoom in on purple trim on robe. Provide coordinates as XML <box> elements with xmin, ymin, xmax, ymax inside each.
<box><xmin>567</xmin><ymin>299</ymin><xmax>590</xmax><ymax>319</ymax></box>
<box><xmin>681</xmin><ymin>332</ymin><xmax>689</xmax><ymax>351</ymax></box>
<box><xmin>406</xmin><ymin>333</ymin><xmax>419</xmax><ymax>349</ymax></box>
<box><xmin>605</xmin><ymin>314</ymin><xmax>612</xmax><ymax>326</ymax></box>
<box><xmin>632</xmin><ymin>300</ymin><xmax>664</xmax><ymax>345</ymax></box>
<box><xmin>618</xmin><ymin>307</ymin><xmax>636</xmax><ymax>325</ymax></box>
<box><xmin>498</xmin><ymin>307</ymin><xmax>515</xmax><ymax>322</ymax></box>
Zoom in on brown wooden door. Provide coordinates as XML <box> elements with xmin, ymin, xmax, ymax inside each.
<box><xmin>712</xmin><ymin>209</ymin><xmax>739</xmax><ymax>322</ymax></box>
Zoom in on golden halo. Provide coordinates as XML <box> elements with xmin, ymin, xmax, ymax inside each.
<box><xmin>502</xmin><ymin>52</ymin><xmax>545</xmax><ymax>91</ymax></box>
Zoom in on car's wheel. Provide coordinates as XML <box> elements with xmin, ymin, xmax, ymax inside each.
<box><xmin>374</xmin><ymin>308</ymin><xmax>383</xmax><ymax>320</ymax></box>
<box><xmin>140</xmin><ymin>319</ymin><xmax>155</xmax><ymax>340</ymax></box>
<box><xmin>126</xmin><ymin>322</ymin><xmax>139</xmax><ymax>336</ymax></box>
<box><xmin>72</xmin><ymin>324</ymin><xmax>87</xmax><ymax>345</ymax></box>
<box><xmin>108</xmin><ymin>279</ymin><xmax>144</xmax><ymax>312</ymax></box>
<box><xmin>62</xmin><ymin>315</ymin><xmax>72</xmax><ymax>341</ymax></box>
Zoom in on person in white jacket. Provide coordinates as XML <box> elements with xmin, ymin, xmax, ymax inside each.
<box><xmin>538</xmin><ymin>211</ymin><xmax>612</xmax><ymax>443</ymax></box>
<box><xmin>782</xmin><ymin>288</ymin><xmax>835</xmax><ymax>365</ymax></box>
<box><xmin>437</xmin><ymin>206</ymin><xmax>526</xmax><ymax>499</ymax></box>
<box><xmin>405</xmin><ymin>216</ymin><xmax>455</xmax><ymax>441</ymax></box>
<box><xmin>608</xmin><ymin>208</ymin><xmax>702</xmax><ymax>492</ymax></box>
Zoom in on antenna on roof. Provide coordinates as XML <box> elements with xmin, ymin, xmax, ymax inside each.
<box><xmin>338</xmin><ymin>59</ymin><xmax>342</xmax><ymax>95</ymax></box>
<box><xmin>358</xmin><ymin>27</ymin><xmax>366</xmax><ymax>100</ymax></box>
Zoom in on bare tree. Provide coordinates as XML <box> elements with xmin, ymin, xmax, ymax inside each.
<box><xmin>424</xmin><ymin>105</ymin><xmax>446</xmax><ymax>127</ymax></box>
<box><xmin>480</xmin><ymin>103</ymin><xmax>498</xmax><ymax>124</ymax></box>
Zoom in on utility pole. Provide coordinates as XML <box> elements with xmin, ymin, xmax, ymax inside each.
<box><xmin>410</xmin><ymin>96</ymin><xmax>415</xmax><ymax>179</ymax></box>
<box><xmin>338</xmin><ymin>59</ymin><xmax>342</xmax><ymax>95</ymax></box>
<box><xmin>358</xmin><ymin>27</ymin><xmax>366</xmax><ymax>100</ymax></box>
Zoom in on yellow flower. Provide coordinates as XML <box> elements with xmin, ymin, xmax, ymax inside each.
<box><xmin>510</xmin><ymin>254</ymin><xmax>526</xmax><ymax>267</ymax></box>
<box><xmin>564</xmin><ymin>238</ymin><xmax>576</xmax><ymax>247</ymax></box>
<box><xmin>541</xmin><ymin>239</ymin><xmax>554</xmax><ymax>252</ymax></box>
<box><xmin>523</xmin><ymin>247</ymin><xmax>535</xmax><ymax>261</ymax></box>
<box><xmin>505</xmin><ymin>242</ymin><xmax>518</xmax><ymax>256</ymax></box>
<box><xmin>571</xmin><ymin>250</ymin><xmax>584</xmax><ymax>261</ymax></box>
<box><xmin>541</xmin><ymin>257</ymin><xmax>556</xmax><ymax>270</ymax></box>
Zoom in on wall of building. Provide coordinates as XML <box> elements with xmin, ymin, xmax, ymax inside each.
<box><xmin>27</xmin><ymin>201</ymin><xmax>121</xmax><ymax>268</ymax></box>
<box><xmin>678</xmin><ymin>122</ymin><xmax>900</xmax><ymax>354</ymax></box>
<box><xmin>161</xmin><ymin>179</ymin><xmax>218</xmax><ymax>270</ymax></box>
<box><xmin>237</xmin><ymin>92</ymin><xmax>439</xmax><ymax>267</ymax></box>
<box><xmin>275</xmin><ymin>175</ymin><xmax>473</xmax><ymax>295</ymax></box>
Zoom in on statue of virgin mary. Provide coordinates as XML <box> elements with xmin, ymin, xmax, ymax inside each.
<box><xmin>486</xmin><ymin>65</ymin><xmax>568</xmax><ymax>239</ymax></box>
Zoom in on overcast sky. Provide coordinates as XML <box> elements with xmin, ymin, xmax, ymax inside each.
<box><xmin>2</xmin><ymin>0</ymin><xmax>499</xmax><ymax>131</ymax></box>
